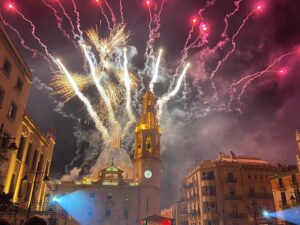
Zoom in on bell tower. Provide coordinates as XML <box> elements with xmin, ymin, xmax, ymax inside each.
<box><xmin>134</xmin><ymin>90</ymin><xmax>161</xmax><ymax>219</ymax></box>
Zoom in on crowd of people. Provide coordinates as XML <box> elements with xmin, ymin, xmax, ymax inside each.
<box><xmin>0</xmin><ymin>215</ymin><xmax>49</xmax><ymax>225</ymax></box>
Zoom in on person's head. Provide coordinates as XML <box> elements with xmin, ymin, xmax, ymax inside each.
<box><xmin>23</xmin><ymin>216</ymin><xmax>48</xmax><ymax>225</ymax></box>
<box><xmin>0</xmin><ymin>220</ymin><xmax>11</xmax><ymax>225</ymax></box>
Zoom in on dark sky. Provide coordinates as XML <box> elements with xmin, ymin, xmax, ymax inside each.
<box><xmin>1</xmin><ymin>0</ymin><xmax>300</xmax><ymax>207</ymax></box>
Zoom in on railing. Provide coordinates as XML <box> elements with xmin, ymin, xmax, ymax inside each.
<box><xmin>202</xmin><ymin>191</ymin><xmax>216</xmax><ymax>196</ymax></box>
<box><xmin>189</xmin><ymin>210</ymin><xmax>200</xmax><ymax>217</ymax></box>
<box><xmin>226</xmin><ymin>212</ymin><xmax>245</xmax><ymax>219</ymax></box>
<box><xmin>202</xmin><ymin>175</ymin><xmax>215</xmax><ymax>180</ymax></box>
<box><xmin>224</xmin><ymin>194</ymin><xmax>243</xmax><ymax>200</ymax></box>
<box><xmin>225</xmin><ymin>177</ymin><xmax>237</xmax><ymax>183</ymax></box>
<box><xmin>247</xmin><ymin>192</ymin><xmax>273</xmax><ymax>199</ymax></box>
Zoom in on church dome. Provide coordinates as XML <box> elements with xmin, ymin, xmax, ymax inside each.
<box><xmin>96</xmin><ymin>146</ymin><xmax>133</xmax><ymax>170</ymax></box>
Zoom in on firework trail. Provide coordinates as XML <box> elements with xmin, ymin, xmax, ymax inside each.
<box><xmin>198</xmin><ymin>0</ymin><xmax>216</xmax><ymax>18</ymax></box>
<box><xmin>104</xmin><ymin>0</ymin><xmax>117</xmax><ymax>26</ymax></box>
<box><xmin>210</xmin><ymin>0</ymin><xmax>243</xmax><ymax>52</ymax></box>
<box><xmin>0</xmin><ymin>13</ymin><xmax>38</xmax><ymax>58</ymax></box>
<box><xmin>96</xmin><ymin>0</ymin><xmax>112</xmax><ymax>31</ymax></box>
<box><xmin>119</xmin><ymin>0</ymin><xmax>124</xmax><ymax>24</ymax></box>
<box><xmin>14</xmin><ymin>9</ymin><xmax>55</xmax><ymax>70</ymax></box>
<box><xmin>41</xmin><ymin>0</ymin><xmax>77</xmax><ymax>47</ymax></box>
<box><xmin>209</xmin><ymin>8</ymin><xmax>259</xmax><ymax>100</ymax></box>
<box><xmin>150</xmin><ymin>49</ymin><xmax>163</xmax><ymax>93</ymax></box>
<box><xmin>82</xmin><ymin>45</ymin><xmax>121</xmax><ymax>134</ymax></box>
<box><xmin>56</xmin><ymin>0</ymin><xmax>77</xmax><ymax>39</ymax></box>
<box><xmin>233</xmin><ymin>51</ymin><xmax>297</xmax><ymax>109</ymax></box>
<box><xmin>157</xmin><ymin>63</ymin><xmax>190</xmax><ymax>120</ymax></box>
<box><xmin>122</xmin><ymin>48</ymin><xmax>136</xmax><ymax>136</ymax></box>
<box><xmin>56</xmin><ymin>59</ymin><xmax>110</xmax><ymax>142</ymax></box>
<box><xmin>167</xmin><ymin>22</ymin><xmax>195</xmax><ymax>93</ymax></box>
<box><xmin>210</xmin><ymin>9</ymin><xmax>257</xmax><ymax>80</ymax></box>
<box><xmin>143</xmin><ymin>0</ymin><xmax>165</xmax><ymax>74</ymax></box>
<box><xmin>71</xmin><ymin>0</ymin><xmax>83</xmax><ymax>38</ymax></box>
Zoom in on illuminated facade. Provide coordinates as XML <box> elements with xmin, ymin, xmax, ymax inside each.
<box><xmin>54</xmin><ymin>91</ymin><xmax>161</xmax><ymax>225</ymax></box>
<box><xmin>176</xmin><ymin>152</ymin><xmax>277</xmax><ymax>225</ymax></box>
<box><xmin>0</xmin><ymin>19</ymin><xmax>56</xmax><ymax>222</ymax></box>
<box><xmin>270</xmin><ymin>131</ymin><xmax>300</xmax><ymax>225</ymax></box>
<box><xmin>0</xmin><ymin>19</ymin><xmax>32</xmax><ymax>192</ymax></box>
<box><xmin>4</xmin><ymin>114</ymin><xmax>55</xmax><ymax>209</ymax></box>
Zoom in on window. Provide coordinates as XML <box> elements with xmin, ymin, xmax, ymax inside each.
<box><xmin>292</xmin><ymin>174</ymin><xmax>297</xmax><ymax>185</ymax></box>
<box><xmin>123</xmin><ymin>208</ymin><xmax>129</xmax><ymax>220</ymax></box>
<box><xmin>146</xmin><ymin>199</ymin><xmax>149</xmax><ymax>212</ymax></box>
<box><xmin>261</xmin><ymin>186</ymin><xmax>267</xmax><ymax>193</ymax></box>
<box><xmin>0</xmin><ymin>87</ymin><xmax>4</xmax><ymax>106</ymax></box>
<box><xmin>202</xmin><ymin>186</ymin><xmax>216</xmax><ymax>196</ymax></box>
<box><xmin>7</xmin><ymin>102</ymin><xmax>17</xmax><ymax>119</ymax></box>
<box><xmin>31</xmin><ymin>149</ymin><xmax>39</xmax><ymax>169</ymax></box>
<box><xmin>281</xmin><ymin>192</ymin><xmax>287</xmax><ymax>206</ymax></box>
<box><xmin>88</xmin><ymin>207</ymin><xmax>93</xmax><ymax>217</ymax></box>
<box><xmin>107</xmin><ymin>193</ymin><xmax>112</xmax><ymax>200</ymax></box>
<box><xmin>229</xmin><ymin>188</ymin><xmax>235</xmax><ymax>195</ymax></box>
<box><xmin>25</xmin><ymin>143</ymin><xmax>33</xmax><ymax>165</ymax></box>
<box><xmin>105</xmin><ymin>209</ymin><xmax>111</xmax><ymax>218</ymax></box>
<box><xmin>202</xmin><ymin>171</ymin><xmax>215</xmax><ymax>180</ymax></box>
<box><xmin>279</xmin><ymin>178</ymin><xmax>284</xmax><ymax>188</ymax></box>
<box><xmin>16</xmin><ymin>78</ymin><xmax>23</xmax><ymax>92</ymax></box>
<box><xmin>203</xmin><ymin>202</ymin><xmax>217</xmax><ymax>212</ymax></box>
<box><xmin>146</xmin><ymin>137</ymin><xmax>152</xmax><ymax>152</ymax></box>
<box><xmin>17</xmin><ymin>136</ymin><xmax>26</xmax><ymax>160</ymax></box>
<box><xmin>89</xmin><ymin>193</ymin><xmax>95</xmax><ymax>200</ymax></box>
<box><xmin>37</xmin><ymin>154</ymin><xmax>44</xmax><ymax>172</ymax></box>
<box><xmin>25</xmin><ymin>182</ymin><xmax>32</xmax><ymax>202</ymax></box>
<box><xmin>2</xmin><ymin>59</ymin><xmax>12</xmax><ymax>76</ymax></box>
<box><xmin>248</xmin><ymin>186</ymin><xmax>255</xmax><ymax>194</ymax></box>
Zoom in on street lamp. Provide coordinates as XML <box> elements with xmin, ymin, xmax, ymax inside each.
<box><xmin>22</xmin><ymin>171</ymin><xmax>50</xmax><ymax>218</ymax></box>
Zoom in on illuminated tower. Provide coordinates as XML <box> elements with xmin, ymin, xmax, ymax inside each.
<box><xmin>134</xmin><ymin>90</ymin><xmax>161</xmax><ymax>219</ymax></box>
<box><xmin>296</xmin><ymin>130</ymin><xmax>300</xmax><ymax>171</ymax></box>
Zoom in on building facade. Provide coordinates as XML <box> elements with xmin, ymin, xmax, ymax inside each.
<box><xmin>176</xmin><ymin>152</ymin><xmax>277</xmax><ymax>225</ymax></box>
<box><xmin>0</xmin><ymin>19</ymin><xmax>56</xmax><ymax>223</ymax></box>
<box><xmin>52</xmin><ymin>91</ymin><xmax>161</xmax><ymax>225</ymax></box>
<box><xmin>270</xmin><ymin>131</ymin><xmax>300</xmax><ymax>225</ymax></box>
<box><xmin>0</xmin><ymin>19</ymin><xmax>32</xmax><ymax>192</ymax></box>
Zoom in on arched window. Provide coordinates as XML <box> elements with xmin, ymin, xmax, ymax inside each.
<box><xmin>146</xmin><ymin>137</ymin><xmax>152</xmax><ymax>152</ymax></box>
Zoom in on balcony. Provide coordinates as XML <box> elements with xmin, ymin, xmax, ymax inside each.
<box><xmin>225</xmin><ymin>177</ymin><xmax>237</xmax><ymax>183</ymax></box>
<box><xmin>247</xmin><ymin>192</ymin><xmax>273</xmax><ymax>199</ymax></box>
<box><xmin>224</xmin><ymin>194</ymin><xmax>243</xmax><ymax>200</ymax></box>
<box><xmin>226</xmin><ymin>212</ymin><xmax>245</xmax><ymax>219</ymax></box>
<box><xmin>202</xmin><ymin>175</ymin><xmax>215</xmax><ymax>180</ymax></box>
<box><xmin>189</xmin><ymin>210</ymin><xmax>200</xmax><ymax>217</ymax></box>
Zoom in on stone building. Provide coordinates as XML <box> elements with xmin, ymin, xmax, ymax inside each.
<box><xmin>270</xmin><ymin>131</ymin><xmax>300</xmax><ymax>225</ymax></box>
<box><xmin>0</xmin><ymin>18</ymin><xmax>32</xmax><ymax>191</ymax></box>
<box><xmin>176</xmin><ymin>152</ymin><xmax>277</xmax><ymax>225</ymax></box>
<box><xmin>52</xmin><ymin>91</ymin><xmax>161</xmax><ymax>225</ymax></box>
<box><xmin>0</xmin><ymin>19</ymin><xmax>55</xmax><ymax>222</ymax></box>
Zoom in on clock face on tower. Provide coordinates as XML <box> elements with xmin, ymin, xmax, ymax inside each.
<box><xmin>144</xmin><ymin>169</ymin><xmax>153</xmax><ymax>179</ymax></box>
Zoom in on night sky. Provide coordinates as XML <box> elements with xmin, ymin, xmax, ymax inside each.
<box><xmin>1</xmin><ymin>0</ymin><xmax>300</xmax><ymax>207</ymax></box>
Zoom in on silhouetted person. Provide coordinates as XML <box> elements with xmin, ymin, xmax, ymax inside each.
<box><xmin>23</xmin><ymin>216</ymin><xmax>48</xmax><ymax>225</ymax></box>
<box><xmin>0</xmin><ymin>220</ymin><xmax>11</xmax><ymax>225</ymax></box>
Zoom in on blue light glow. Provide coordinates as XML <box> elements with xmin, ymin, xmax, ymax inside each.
<box><xmin>54</xmin><ymin>190</ymin><xmax>97</xmax><ymax>225</ymax></box>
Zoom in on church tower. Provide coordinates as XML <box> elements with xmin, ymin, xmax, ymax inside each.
<box><xmin>134</xmin><ymin>90</ymin><xmax>161</xmax><ymax>219</ymax></box>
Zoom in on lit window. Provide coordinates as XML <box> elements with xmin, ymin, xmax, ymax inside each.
<box><xmin>16</xmin><ymin>78</ymin><xmax>23</xmax><ymax>92</ymax></box>
<box><xmin>146</xmin><ymin>137</ymin><xmax>152</xmax><ymax>152</ymax></box>
<box><xmin>7</xmin><ymin>102</ymin><xmax>17</xmax><ymax>119</ymax></box>
<box><xmin>2</xmin><ymin>59</ymin><xmax>12</xmax><ymax>76</ymax></box>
